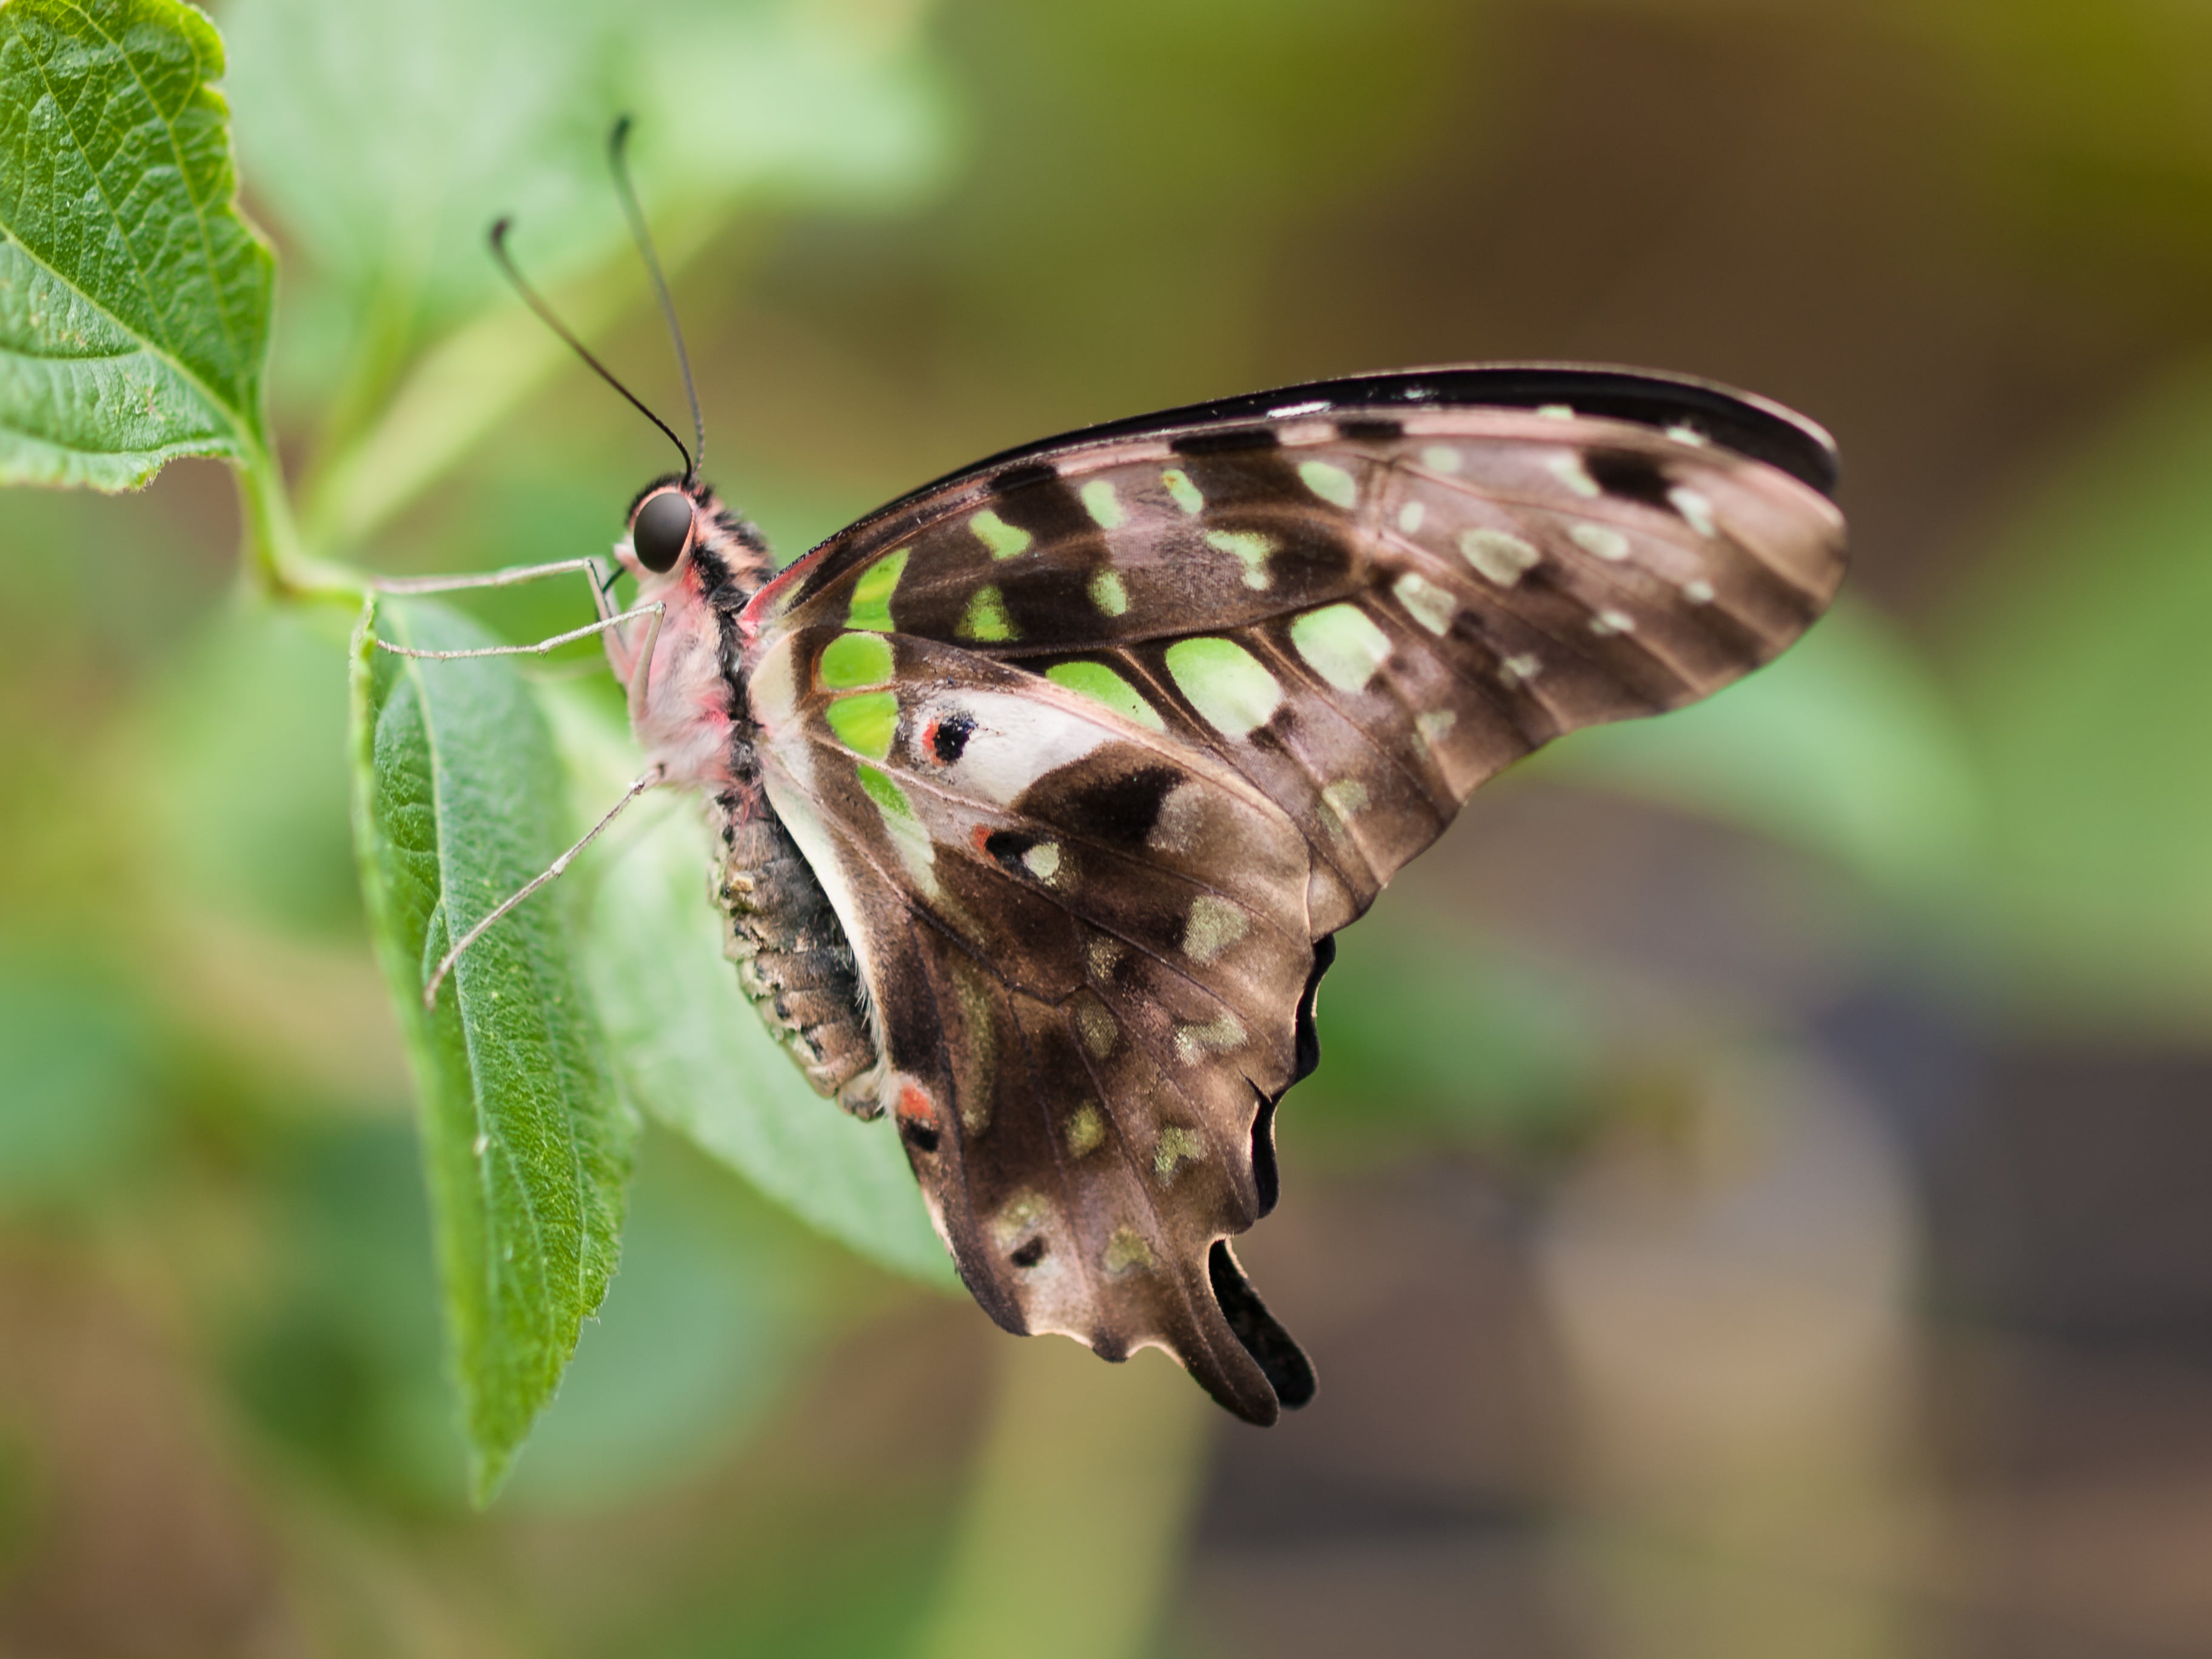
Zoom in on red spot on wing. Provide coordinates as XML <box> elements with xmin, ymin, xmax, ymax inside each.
<box><xmin>896</xmin><ymin>1082</ymin><xmax>936</xmax><ymax>1125</ymax></box>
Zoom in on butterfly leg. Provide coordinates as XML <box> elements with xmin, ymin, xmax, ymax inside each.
<box><xmin>370</xmin><ymin>597</ymin><xmax>665</xmax><ymax>663</ymax></box>
<box><xmin>373</xmin><ymin>555</ymin><xmax>617</xmax><ymax>608</ymax></box>
<box><xmin>420</xmin><ymin>762</ymin><xmax>668</xmax><ymax>1009</ymax></box>
<box><xmin>621</xmin><ymin>600</ymin><xmax>666</xmax><ymax>725</ymax></box>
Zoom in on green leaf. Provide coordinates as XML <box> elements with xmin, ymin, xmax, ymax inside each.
<box><xmin>1546</xmin><ymin>599</ymin><xmax>1983</xmax><ymax>898</ymax></box>
<box><xmin>545</xmin><ymin>685</ymin><xmax>953</xmax><ymax>1287</ymax></box>
<box><xmin>348</xmin><ymin>597</ymin><xmax>635</xmax><ymax>1503</ymax></box>
<box><xmin>225</xmin><ymin>0</ymin><xmax>948</xmax><ymax>341</ymax></box>
<box><xmin>0</xmin><ymin>0</ymin><xmax>272</xmax><ymax>488</ymax></box>
<box><xmin>223</xmin><ymin>0</ymin><xmax>951</xmax><ymax>510</ymax></box>
<box><xmin>1946</xmin><ymin>364</ymin><xmax>2212</xmax><ymax>1026</ymax></box>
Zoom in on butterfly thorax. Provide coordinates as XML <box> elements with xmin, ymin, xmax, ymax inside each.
<box><xmin>611</xmin><ymin>480</ymin><xmax>883</xmax><ymax>1114</ymax></box>
<box><xmin>614</xmin><ymin>481</ymin><xmax>775</xmax><ymax>794</ymax></box>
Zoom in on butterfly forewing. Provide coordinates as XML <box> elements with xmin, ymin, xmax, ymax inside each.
<box><xmin>739</xmin><ymin>370</ymin><xmax>1846</xmax><ymax>1421</ymax></box>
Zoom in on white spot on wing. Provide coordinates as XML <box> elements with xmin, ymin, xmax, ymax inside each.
<box><xmin>1023</xmin><ymin>842</ymin><xmax>1062</xmax><ymax>882</ymax></box>
<box><xmin>1173</xmin><ymin>1016</ymin><xmax>1244</xmax><ymax>1065</ymax></box>
<box><xmin>1459</xmin><ymin>528</ymin><xmax>1540</xmax><ymax>587</ymax></box>
<box><xmin>1501</xmin><ymin>652</ymin><xmax>1542</xmax><ymax>685</ymax></box>
<box><xmin>1590</xmin><ymin>609</ymin><xmax>1636</xmax><ymax>635</ymax></box>
<box><xmin>1397</xmin><ymin>500</ymin><xmax>1425</xmax><ymax>534</ymax></box>
<box><xmin>1421</xmin><ymin>444</ymin><xmax>1462</xmax><ymax>474</ymax></box>
<box><xmin>1321</xmin><ymin>778</ymin><xmax>1369</xmax><ymax>822</ymax></box>
<box><xmin>1537</xmin><ymin>403</ymin><xmax>1575</xmax><ymax>420</ymax></box>
<box><xmin>1569</xmin><ymin>523</ymin><xmax>1630</xmax><ymax>561</ymax></box>
<box><xmin>1682</xmin><ymin>578</ymin><xmax>1716</xmax><ymax>605</ymax></box>
<box><xmin>1547</xmin><ymin>453</ymin><xmax>1602</xmax><ymax>498</ymax></box>
<box><xmin>1182</xmin><ymin>894</ymin><xmax>1248</xmax><ymax>964</ymax></box>
<box><xmin>1669</xmin><ymin>486</ymin><xmax>1717</xmax><ymax>538</ymax></box>
<box><xmin>1392</xmin><ymin>571</ymin><xmax>1456</xmax><ymax>635</ymax></box>
<box><xmin>921</xmin><ymin>689</ymin><xmax>1111</xmax><ymax>806</ymax></box>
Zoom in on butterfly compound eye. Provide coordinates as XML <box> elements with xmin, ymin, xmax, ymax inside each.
<box><xmin>632</xmin><ymin>489</ymin><xmax>694</xmax><ymax>574</ymax></box>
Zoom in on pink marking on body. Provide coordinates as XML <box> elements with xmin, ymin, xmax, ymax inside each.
<box><xmin>738</xmin><ymin>542</ymin><xmax>837</xmax><ymax>642</ymax></box>
<box><xmin>896</xmin><ymin>1082</ymin><xmax>936</xmax><ymax>1125</ymax></box>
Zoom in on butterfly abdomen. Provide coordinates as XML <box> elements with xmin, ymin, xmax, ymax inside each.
<box><xmin>714</xmin><ymin>794</ymin><xmax>880</xmax><ymax>1114</ymax></box>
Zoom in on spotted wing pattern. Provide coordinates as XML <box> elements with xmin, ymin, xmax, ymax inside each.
<box><xmin>738</xmin><ymin>368</ymin><xmax>1846</xmax><ymax>1421</ymax></box>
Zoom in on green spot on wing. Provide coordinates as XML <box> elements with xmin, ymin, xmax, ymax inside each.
<box><xmin>846</xmin><ymin>548</ymin><xmax>909</xmax><ymax>631</ymax></box>
<box><xmin>1161</xmin><ymin>468</ymin><xmax>1203</xmax><ymax>515</ymax></box>
<box><xmin>959</xmin><ymin>585</ymin><xmax>1017</xmax><ymax>642</ymax></box>
<box><xmin>857</xmin><ymin>762</ymin><xmax>916</xmax><ymax>820</ymax></box>
<box><xmin>1088</xmin><ymin>568</ymin><xmax>1130</xmax><ymax>616</ymax></box>
<box><xmin>1290</xmin><ymin>603</ymin><xmax>1393</xmax><ymax>693</ymax></box>
<box><xmin>1047</xmin><ymin>661</ymin><xmax>1165</xmax><ymax>731</ymax></box>
<box><xmin>1080</xmin><ymin>478</ymin><xmax>1124</xmax><ymax>529</ymax></box>
<box><xmin>1298</xmin><ymin>460</ymin><xmax>1358</xmax><ymax>509</ymax></box>
<box><xmin>970</xmin><ymin>509</ymin><xmax>1033</xmax><ymax>560</ymax></box>
<box><xmin>826</xmin><ymin>691</ymin><xmax>899</xmax><ymax>759</ymax></box>
<box><xmin>1204</xmin><ymin>528</ymin><xmax>1276</xmax><ymax>589</ymax></box>
<box><xmin>820</xmin><ymin>631</ymin><xmax>895</xmax><ymax>689</ymax></box>
<box><xmin>1163</xmin><ymin>637</ymin><xmax>1282</xmax><ymax>737</ymax></box>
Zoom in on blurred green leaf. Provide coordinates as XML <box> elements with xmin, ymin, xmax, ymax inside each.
<box><xmin>1948</xmin><ymin>365</ymin><xmax>2212</xmax><ymax>1026</ymax></box>
<box><xmin>226</xmin><ymin>0</ymin><xmax>948</xmax><ymax>341</ymax></box>
<box><xmin>226</xmin><ymin>1119</ymin><xmax>464</xmax><ymax>1512</ymax></box>
<box><xmin>349</xmin><ymin>597</ymin><xmax>635</xmax><ymax>1502</ymax></box>
<box><xmin>0</xmin><ymin>0</ymin><xmax>272</xmax><ymax>488</ymax></box>
<box><xmin>1298</xmin><ymin>924</ymin><xmax>1604</xmax><ymax>1153</ymax></box>
<box><xmin>507</xmin><ymin>1130</ymin><xmax>825</xmax><ymax>1511</ymax></box>
<box><xmin>1549</xmin><ymin>599</ymin><xmax>1983</xmax><ymax>898</ymax></box>
<box><xmin>225</xmin><ymin>0</ymin><xmax>952</xmax><ymax>521</ymax></box>
<box><xmin>0</xmin><ymin>959</ymin><xmax>153</xmax><ymax>1205</ymax></box>
<box><xmin>145</xmin><ymin>600</ymin><xmax>360</xmax><ymax>939</ymax></box>
<box><xmin>546</xmin><ymin>685</ymin><xmax>953</xmax><ymax>1287</ymax></box>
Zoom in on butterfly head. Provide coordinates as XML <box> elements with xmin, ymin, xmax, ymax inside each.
<box><xmin>619</xmin><ymin>474</ymin><xmax>776</xmax><ymax>607</ymax></box>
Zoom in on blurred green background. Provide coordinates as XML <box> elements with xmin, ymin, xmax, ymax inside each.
<box><xmin>11</xmin><ymin>0</ymin><xmax>2212</xmax><ymax>1654</ymax></box>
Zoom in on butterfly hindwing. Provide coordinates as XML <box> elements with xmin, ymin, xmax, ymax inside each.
<box><xmin>749</xmin><ymin>637</ymin><xmax>1315</xmax><ymax>1415</ymax></box>
<box><xmin>739</xmin><ymin>369</ymin><xmax>1846</xmax><ymax>1420</ymax></box>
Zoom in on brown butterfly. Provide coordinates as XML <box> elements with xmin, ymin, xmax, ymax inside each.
<box><xmin>386</xmin><ymin>132</ymin><xmax>1846</xmax><ymax>1425</ymax></box>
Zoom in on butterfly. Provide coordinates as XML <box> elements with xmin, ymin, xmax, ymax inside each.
<box><xmin>379</xmin><ymin>134</ymin><xmax>1845</xmax><ymax>1425</ymax></box>
<box><xmin>563</xmin><ymin>361</ymin><xmax>1845</xmax><ymax>1426</ymax></box>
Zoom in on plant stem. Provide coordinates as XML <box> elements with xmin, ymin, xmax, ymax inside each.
<box><xmin>236</xmin><ymin>436</ymin><xmax>364</xmax><ymax>605</ymax></box>
<box><xmin>914</xmin><ymin>1338</ymin><xmax>1213</xmax><ymax>1659</ymax></box>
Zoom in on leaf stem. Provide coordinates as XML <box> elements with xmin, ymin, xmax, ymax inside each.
<box><xmin>235</xmin><ymin>434</ymin><xmax>363</xmax><ymax>605</ymax></box>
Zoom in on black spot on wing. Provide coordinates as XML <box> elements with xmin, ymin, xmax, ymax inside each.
<box><xmin>1051</xmin><ymin>765</ymin><xmax>1181</xmax><ymax>847</ymax></box>
<box><xmin>991</xmin><ymin>461</ymin><xmax>1059</xmax><ymax>495</ymax></box>
<box><xmin>981</xmin><ymin>828</ymin><xmax>1040</xmax><ymax>872</ymax></box>
<box><xmin>1173</xmin><ymin>425</ymin><xmax>1281</xmax><ymax>456</ymax></box>
<box><xmin>1009</xmin><ymin>1236</ymin><xmax>1046</xmax><ymax>1268</ymax></box>
<box><xmin>1584</xmin><ymin>446</ymin><xmax>1676</xmax><ymax>509</ymax></box>
<box><xmin>1337</xmin><ymin>418</ymin><xmax>1403</xmax><ymax>441</ymax></box>
<box><xmin>1209</xmin><ymin>1240</ymin><xmax>1315</xmax><ymax>1413</ymax></box>
<box><xmin>930</xmin><ymin>712</ymin><xmax>975</xmax><ymax>763</ymax></box>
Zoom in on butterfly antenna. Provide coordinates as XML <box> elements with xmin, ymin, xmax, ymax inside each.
<box><xmin>488</xmin><ymin>217</ymin><xmax>693</xmax><ymax>478</ymax></box>
<box><xmin>608</xmin><ymin>116</ymin><xmax>705</xmax><ymax>482</ymax></box>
